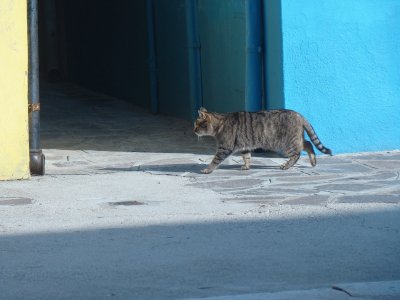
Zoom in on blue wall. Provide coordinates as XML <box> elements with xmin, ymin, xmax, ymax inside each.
<box><xmin>280</xmin><ymin>0</ymin><xmax>400</xmax><ymax>153</ymax></box>
<box><xmin>153</xmin><ymin>0</ymin><xmax>192</xmax><ymax>120</ymax></box>
<box><xmin>152</xmin><ymin>0</ymin><xmax>248</xmax><ymax>120</ymax></box>
<box><xmin>263</xmin><ymin>0</ymin><xmax>284</xmax><ymax>109</ymax></box>
<box><xmin>199</xmin><ymin>0</ymin><xmax>246</xmax><ymax>113</ymax></box>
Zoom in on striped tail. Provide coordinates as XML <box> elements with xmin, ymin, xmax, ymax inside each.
<box><xmin>303</xmin><ymin>121</ymin><xmax>333</xmax><ymax>155</ymax></box>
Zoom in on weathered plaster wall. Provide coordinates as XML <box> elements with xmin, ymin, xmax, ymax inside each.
<box><xmin>0</xmin><ymin>1</ymin><xmax>30</xmax><ymax>180</ymax></box>
<box><xmin>281</xmin><ymin>0</ymin><xmax>400</xmax><ymax>153</ymax></box>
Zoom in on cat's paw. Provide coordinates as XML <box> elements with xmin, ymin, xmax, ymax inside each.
<box><xmin>241</xmin><ymin>165</ymin><xmax>250</xmax><ymax>170</ymax></box>
<box><xmin>201</xmin><ymin>168</ymin><xmax>213</xmax><ymax>174</ymax></box>
<box><xmin>280</xmin><ymin>164</ymin><xmax>290</xmax><ymax>170</ymax></box>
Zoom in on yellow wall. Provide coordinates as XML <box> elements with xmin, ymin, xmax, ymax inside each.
<box><xmin>0</xmin><ymin>1</ymin><xmax>30</xmax><ymax>180</ymax></box>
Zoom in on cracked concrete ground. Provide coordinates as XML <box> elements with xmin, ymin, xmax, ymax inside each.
<box><xmin>0</xmin><ymin>84</ymin><xmax>399</xmax><ymax>299</ymax></box>
<box><xmin>41</xmin><ymin>148</ymin><xmax>400</xmax><ymax>208</ymax></box>
<box><xmin>1</xmin><ymin>149</ymin><xmax>399</xmax><ymax>300</ymax></box>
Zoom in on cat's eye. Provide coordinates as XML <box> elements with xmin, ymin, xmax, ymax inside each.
<box><xmin>200</xmin><ymin>123</ymin><xmax>207</xmax><ymax>128</ymax></box>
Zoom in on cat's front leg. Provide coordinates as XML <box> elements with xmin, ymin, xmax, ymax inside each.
<box><xmin>202</xmin><ymin>146</ymin><xmax>232</xmax><ymax>174</ymax></box>
<box><xmin>241</xmin><ymin>151</ymin><xmax>251</xmax><ymax>170</ymax></box>
<box><xmin>201</xmin><ymin>168</ymin><xmax>214</xmax><ymax>174</ymax></box>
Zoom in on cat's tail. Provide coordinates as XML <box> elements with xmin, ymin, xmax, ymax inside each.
<box><xmin>303</xmin><ymin>120</ymin><xmax>333</xmax><ymax>155</ymax></box>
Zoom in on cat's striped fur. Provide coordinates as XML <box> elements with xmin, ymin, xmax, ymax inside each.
<box><xmin>194</xmin><ymin>107</ymin><xmax>332</xmax><ymax>174</ymax></box>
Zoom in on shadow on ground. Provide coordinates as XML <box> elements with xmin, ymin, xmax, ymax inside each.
<box><xmin>100</xmin><ymin>163</ymin><xmax>282</xmax><ymax>175</ymax></box>
<box><xmin>1</xmin><ymin>209</ymin><xmax>399</xmax><ymax>300</ymax></box>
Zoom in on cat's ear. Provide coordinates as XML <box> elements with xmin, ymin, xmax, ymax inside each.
<box><xmin>198</xmin><ymin>107</ymin><xmax>208</xmax><ymax>119</ymax></box>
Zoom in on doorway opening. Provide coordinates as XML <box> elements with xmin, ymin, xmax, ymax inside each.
<box><xmin>37</xmin><ymin>0</ymin><xmax>213</xmax><ymax>154</ymax></box>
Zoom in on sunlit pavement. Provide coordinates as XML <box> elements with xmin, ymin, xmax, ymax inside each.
<box><xmin>0</xmin><ymin>149</ymin><xmax>399</xmax><ymax>299</ymax></box>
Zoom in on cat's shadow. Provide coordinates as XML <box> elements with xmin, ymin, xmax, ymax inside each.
<box><xmin>100</xmin><ymin>163</ymin><xmax>301</xmax><ymax>175</ymax></box>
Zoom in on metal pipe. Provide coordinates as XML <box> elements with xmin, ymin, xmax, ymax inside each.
<box><xmin>185</xmin><ymin>0</ymin><xmax>202</xmax><ymax>120</ymax></box>
<box><xmin>28</xmin><ymin>0</ymin><xmax>45</xmax><ymax>175</ymax></box>
<box><xmin>147</xmin><ymin>0</ymin><xmax>158</xmax><ymax>114</ymax></box>
<box><xmin>245</xmin><ymin>0</ymin><xmax>263</xmax><ymax>112</ymax></box>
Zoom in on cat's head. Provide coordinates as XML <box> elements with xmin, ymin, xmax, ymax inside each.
<box><xmin>194</xmin><ymin>107</ymin><xmax>220</xmax><ymax>137</ymax></box>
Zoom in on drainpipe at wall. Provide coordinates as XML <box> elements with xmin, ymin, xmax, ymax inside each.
<box><xmin>185</xmin><ymin>0</ymin><xmax>202</xmax><ymax>121</ymax></box>
<box><xmin>245</xmin><ymin>0</ymin><xmax>263</xmax><ymax>112</ymax></box>
<box><xmin>147</xmin><ymin>0</ymin><xmax>158</xmax><ymax>114</ymax></box>
<box><xmin>28</xmin><ymin>0</ymin><xmax>45</xmax><ymax>175</ymax></box>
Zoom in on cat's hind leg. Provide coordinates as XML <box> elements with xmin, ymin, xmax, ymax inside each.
<box><xmin>280</xmin><ymin>137</ymin><xmax>303</xmax><ymax>170</ymax></box>
<box><xmin>303</xmin><ymin>140</ymin><xmax>316</xmax><ymax>167</ymax></box>
<box><xmin>241</xmin><ymin>151</ymin><xmax>251</xmax><ymax>170</ymax></box>
<box><xmin>280</xmin><ymin>154</ymin><xmax>300</xmax><ymax>170</ymax></box>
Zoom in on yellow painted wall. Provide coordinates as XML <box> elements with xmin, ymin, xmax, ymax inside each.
<box><xmin>0</xmin><ymin>0</ymin><xmax>30</xmax><ymax>180</ymax></box>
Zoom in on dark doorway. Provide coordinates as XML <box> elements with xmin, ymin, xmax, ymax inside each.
<box><xmin>37</xmin><ymin>0</ymin><xmax>213</xmax><ymax>153</ymax></box>
<box><xmin>38</xmin><ymin>0</ymin><xmax>150</xmax><ymax>108</ymax></box>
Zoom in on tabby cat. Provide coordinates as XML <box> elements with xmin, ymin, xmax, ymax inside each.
<box><xmin>194</xmin><ymin>107</ymin><xmax>332</xmax><ymax>174</ymax></box>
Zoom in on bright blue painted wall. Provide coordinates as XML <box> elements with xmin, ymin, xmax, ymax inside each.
<box><xmin>280</xmin><ymin>0</ymin><xmax>400</xmax><ymax>153</ymax></box>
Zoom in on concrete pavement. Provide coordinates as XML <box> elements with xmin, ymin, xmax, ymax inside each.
<box><xmin>184</xmin><ymin>280</ymin><xmax>400</xmax><ymax>300</ymax></box>
<box><xmin>0</xmin><ymin>149</ymin><xmax>399</xmax><ymax>299</ymax></box>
